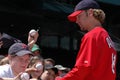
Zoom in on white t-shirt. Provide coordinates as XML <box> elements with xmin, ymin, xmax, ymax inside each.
<box><xmin>0</xmin><ymin>64</ymin><xmax>14</xmax><ymax>78</ymax></box>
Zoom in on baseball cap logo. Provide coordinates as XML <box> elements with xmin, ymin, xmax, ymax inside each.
<box><xmin>21</xmin><ymin>44</ymin><xmax>27</xmax><ymax>49</ymax></box>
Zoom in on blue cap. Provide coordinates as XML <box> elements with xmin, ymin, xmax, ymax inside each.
<box><xmin>8</xmin><ymin>43</ymin><xmax>32</xmax><ymax>56</ymax></box>
<box><xmin>68</xmin><ymin>0</ymin><xmax>100</xmax><ymax>22</ymax></box>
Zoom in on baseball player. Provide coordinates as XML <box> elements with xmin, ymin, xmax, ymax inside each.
<box><xmin>60</xmin><ymin>0</ymin><xmax>117</xmax><ymax>80</ymax></box>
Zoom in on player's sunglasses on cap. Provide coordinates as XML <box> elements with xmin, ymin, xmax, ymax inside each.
<box><xmin>67</xmin><ymin>0</ymin><xmax>100</xmax><ymax>22</ymax></box>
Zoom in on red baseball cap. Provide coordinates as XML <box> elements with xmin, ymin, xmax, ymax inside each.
<box><xmin>68</xmin><ymin>10</ymin><xmax>83</xmax><ymax>22</ymax></box>
<box><xmin>68</xmin><ymin>0</ymin><xmax>100</xmax><ymax>22</ymax></box>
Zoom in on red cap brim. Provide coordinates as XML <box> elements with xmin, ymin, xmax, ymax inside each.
<box><xmin>68</xmin><ymin>10</ymin><xmax>83</xmax><ymax>22</ymax></box>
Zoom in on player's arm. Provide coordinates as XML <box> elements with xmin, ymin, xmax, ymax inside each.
<box><xmin>61</xmin><ymin>66</ymin><xmax>92</xmax><ymax>80</ymax></box>
<box><xmin>61</xmin><ymin>36</ymin><xmax>95</xmax><ymax>80</ymax></box>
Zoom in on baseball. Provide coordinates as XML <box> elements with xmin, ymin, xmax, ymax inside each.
<box><xmin>20</xmin><ymin>73</ymin><xmax>30</xmax><ymax>80</ymax></box>
<box><xmin>35</xmin><ymin>63</ymin><xmax>43</xmax><ymax>70</ymax></box>
<box><xmin>29</xmin><ymin>29</ymin><xmax>37</xmax><ymax>36</ymax></box>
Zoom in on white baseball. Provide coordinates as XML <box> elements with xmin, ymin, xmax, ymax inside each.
<box><xmin>29</xmin><ymin>29</ymin><xmax>37</xmax><ymax>36</ymax></box>
<box><xmin>35</xmin><ymin>63</ymin><xmax>43</xmax><ymax>70</ymax></box>
<box><xmin>20</xmin><ymin>73</ymin><xmax>30</xmax><ymax>80</ymax></box>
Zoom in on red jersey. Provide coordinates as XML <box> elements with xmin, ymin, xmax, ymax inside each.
<box><xmin>61</xmin><ymin>27</ymin><xmax>117</xmax><ymax>80</ymax></box>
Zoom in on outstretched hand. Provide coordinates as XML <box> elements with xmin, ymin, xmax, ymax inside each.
<box><xmin>27</xmin><ymin>30</ymin><xmax>39</xmax><ymax>50</ymax></box>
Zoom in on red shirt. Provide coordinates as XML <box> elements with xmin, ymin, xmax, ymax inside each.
<box><xmin>61</xmin><ymin>27</ymin><xmax>117</xmax><ymax>80</ymax></box>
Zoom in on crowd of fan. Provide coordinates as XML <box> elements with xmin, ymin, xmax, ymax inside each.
<box><xmin>0</xmin><ymin>31</ymin><xmax>71</xmax><ymax>80</ymax></box>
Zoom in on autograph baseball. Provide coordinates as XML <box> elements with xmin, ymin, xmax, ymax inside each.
<box><xmin>35</xmin><ymin>63</ymin><xmax>43</xmax><ymax>70</ymax></box>
<box><xmin>20</xmin><ymin>73</ymin><xmax>30</xmax><ymax>80</ymax></box>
